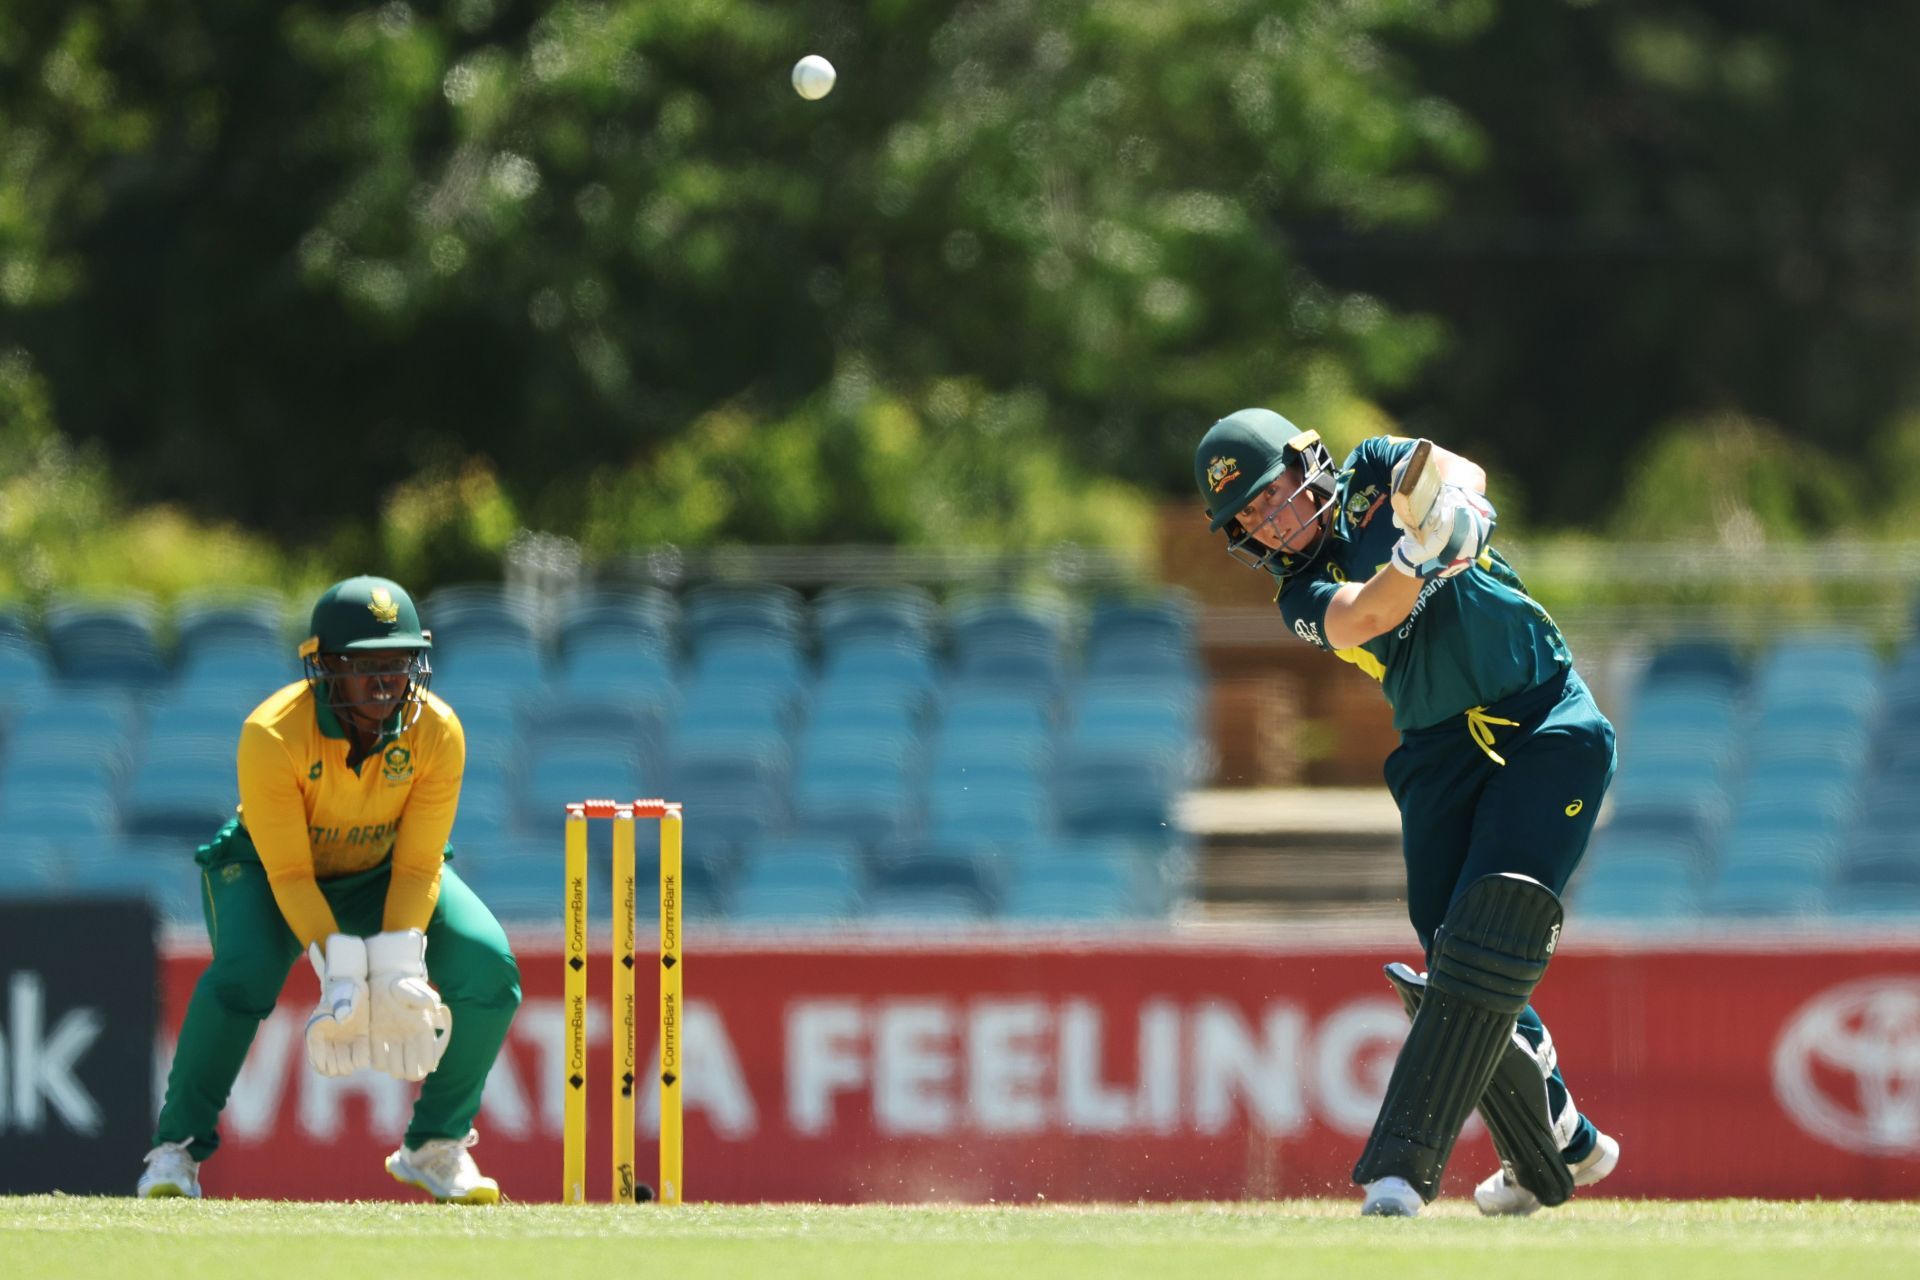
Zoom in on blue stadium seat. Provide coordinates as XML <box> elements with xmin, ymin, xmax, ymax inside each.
<box><xmin>43</xmin><ymin>595</ymin><xmax>169</xmax><ymax>688</ymax></box>
<box><xmin>1626</xmin><ymin>686</ymin><xmax>1742</xmax><ymax>741</ymax></box>
<box><xmin>691</xmin><ymin>638</ymin><xmax>808</xmax><ymax>703</ymax></box>
<box><xmin>1642</xmin><ymin>641</ymin><xmax>1745</xmax><ymax>691</ymax></box>
<box><xmin>0</xmin><ymin>838</ymin><xmax>64</xmax><ymax>896</ymax></box>
<box><xmin>420</xmin><ymin>585</ymin><xmax>543</xmax><ymax>651</ymax></box>
<box><xmin>429</xmin><ymin>638</ymin><xmax>547</xmax><ymax>699</ymax></box>
<box><xmin>1828</xmin><ymin>883</ymin><xmax>1920</xmax><ymax>918</ymax></box>
<box><xmin>1571</xmin><ymin>853</ymin><xmax>1701</xmax><ymax>918</ymax></box>
<box><xmin>871</xmin><ymin>838</ymin><xmax>1002</xmax><ymax>905</ymax></box>
<box><xmin>1702</xmin><ymin>845</ymin><xmax>1829</xmax><ymax>917</ymax></box>
<box><xmin>925</xmin><ymin>778</ymin><xmax>1051</xmax><ymax>846</ymax></box>
<box><xmin>667</xmin><ymin>744</ymin><xmax>792</xmax><ymax>847</ymax></box>
<box><xmin>789</xmin><ymin>752</ymin><xmax>918</xmax><ymax>850</ymax></box>
<box><xmin>731</xmin><ymin>839</ymin><xmax>863</xmax><ymax>921</ymax></box>
<box><xmin>0</xmin><ymin>639</ymin><xmax>54</xmax><ymax>708</ymax></box>
<box><xmin>814</xmin><ymin>585</ymin><xmax>938</xmax><ymax>651</ymax></box>
<box><xmin>819</xmin><ymin>641</ymin><xmax>938</xmax><ymax>694</ymax></box>
<box><xmin>519</xmin><ymin>742</ymin><xmax>650</xmax><ymax>832</ymax></box>
<box><xmin>864</xmin><ymin>884</ymin><xmax>992</xmax><ymax>924</ymax></box>
<box><xmin>557</xmin><ymin>588</ymin><xmax>678</xmax><ymax>657</ymax></box>
<box><xmin>1002</xmin><ymin>841</ymin><xmax>1158</xmax><ymax>921</ymax></box>
<box><xmin>680</xmin><ymin>583</ymin><xmax>805</xmax><ymax>648</ymax></box>
<box><xmin>945</xmin><ymin>594</ymin><xmax>1071</xmax><ymax>696</ymax></box>
<box><xmin>173</xmin><ymin>592</ymin><xmax>288</xmax><ymax>656</ymax></box>
<box><xmin>938</xmin><ymin>685</ymin><xmax>1054</xmax><ymax>740</ymax></box>
<box><xmin>123</xmin><ymin>753</ymin><xmax>238</xmax><ymax>838</ymax></box>
<box><xmin>1083</xmin><ymin>593</ymin><xmax>1200</xmax><ymax>682</ymax></box>
<box><xmin>1055</xmin><ymin>747</ymin><xmax>1185</xmax><ymax>842</ymax></box>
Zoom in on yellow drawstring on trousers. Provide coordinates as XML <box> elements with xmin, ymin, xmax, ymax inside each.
<box><xmin>1465</xmin><ymin>706</ymin><xmax>1520</xmax><ymax>765</ymax></box>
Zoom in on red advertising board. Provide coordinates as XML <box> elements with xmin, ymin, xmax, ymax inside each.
<box><xmin>156</xmin><ymin>928</ymin><xmax>1920</xmax><ymax>1203</ymax></box>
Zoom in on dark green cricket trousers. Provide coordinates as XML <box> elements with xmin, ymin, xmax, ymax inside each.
<box><xmin>1383</xmin><ymin>667</ymin><xmax>1618</xmax><ymax>1159</ymax></box>
<box><xmin>154</xmin><ymin>821</ymin><xmax>522</xmax><ymax>1160</ymax></box>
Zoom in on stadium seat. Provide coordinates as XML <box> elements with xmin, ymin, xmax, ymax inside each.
<box><xmin>43</xmin><ymin>595</ymin><xmax>170</xmax><ymax>688</ymax></box>
<box><xmin>556</xmin><ymin>587</ymin><xmax>678</xmax><ymax>657</ymax></box>
<box><xmin>679</xmin><ymin>583</ymin><xmax>805</xmax><ymax>649</ymax></box>
<box><xmin>944</xmin><ymin>593</ymin><xmax>1073</xmax><ymax>696</ymax></box>
<box><xmin>731</xmin><ymin>839</ymin><xmax>864</xmax><ymax>922</ymax></box>
<box><xmin>813</xmin><ymin>585</ymin><xmax>938</xmax><ymax>651</ymax></box>
<box><xmin>420</xmin><ymin>584</ymin><xmax>544</xmax><ymax>651</ymax></box>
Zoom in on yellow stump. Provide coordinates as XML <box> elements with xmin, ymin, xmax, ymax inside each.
<box><xmin>612</xmin><ymin>807</ymin><xmax>638</xmax><ymax>1203</ymax></box>
<box><xmin>658</xmin><ymin>805</ymin><xmax>684</xmax><ymax>1206</ymax></box>
<box><xmin>561</xmin><ymin>808</ymin><xmax>589</xmax><ymax>1205</ymax></box>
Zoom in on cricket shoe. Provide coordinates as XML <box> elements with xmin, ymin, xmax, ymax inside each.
<box><xmin>386</xmin><ymin>1128</ymin><xmax>501</xmax><ymax>1204</ymax></box>
<box><xmin>137</xmin><ymin>1140</ymin><xmax>202</xmax><ymax>1199</ymax></box>
<box><xmin>1473</xmin><ymin>1130</ymin><xmax>1620</xmax><ymax>1216</ymax></box>
<box><xmin>1360</xmin><ymin>1176</ymin><xmax>1423</xmax><ymax>1217</ymax></box>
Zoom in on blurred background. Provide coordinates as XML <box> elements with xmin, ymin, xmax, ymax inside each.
<box><xmin>6</xmin><ymin>0</ymin><xmax>1920</xmax><ymax>930</ymax></box>
<box><xmin>3</xmin><ymin>0</ymin><xmax>1920</xmax><ymax>1201</ymax></box>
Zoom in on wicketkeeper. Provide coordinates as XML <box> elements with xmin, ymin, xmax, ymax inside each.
<box><xmin>1195</xmin><ymin>409</ymin><xmax>1622</xmax><ymax>1217</ymax></box>
<box><xmin>138</xmin><ymin>575</ymin><xmax>522</xmax><ymax>1203</ymax></box>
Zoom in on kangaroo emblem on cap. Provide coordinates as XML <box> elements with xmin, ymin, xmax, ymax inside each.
<box><xmin>1206</xmin><ymin>456</ymin><xmax>1240</xmax><ymax>494</ymax></box>
<box><xmin>368</xmin><ymin>588</ymin><xmax>400</xmax><ymax>624</ymax></box>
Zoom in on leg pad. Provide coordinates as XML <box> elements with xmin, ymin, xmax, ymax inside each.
<box><xmin>1383</xmin><ymin>963</ymin><xmax>1576</xmax><ymax>1207</ymax></box>
<box><xmin>1352</xmin><ymin>873</ymin><xmax>1564</xmax><ymax>1200</ymax></box>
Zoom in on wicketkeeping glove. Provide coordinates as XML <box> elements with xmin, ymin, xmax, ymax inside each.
<box><xmin>304</xmin><ymin>933</ymin><xmax>372</xmax><ymax>1078</ymax></box>
<box><xmin>1390</xmin><ymin>484</ymin><xmax>1496</xmax><ymax>580</ymax></box>
<box><xmin>366</xmin><ymin>929</ymin><xmax>454</xmax><ymax>1083</ymax></box>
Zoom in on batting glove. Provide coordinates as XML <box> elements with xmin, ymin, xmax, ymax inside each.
<box><xmin>1391</xmin><ymin>485</ymin><xmax>1496</xmax><ymax>580</ymax></box>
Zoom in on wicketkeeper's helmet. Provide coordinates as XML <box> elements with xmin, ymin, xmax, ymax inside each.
<box><xmin>1194</xmin><ymin>408</ymin><xmax>1337</xmax><ymax>578</ymax></box>
<box><xmin>298</xmin><ymin>575</ymin><xmax>434</xmax><ymax>728</ymax></box>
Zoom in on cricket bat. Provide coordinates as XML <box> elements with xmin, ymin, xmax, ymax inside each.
<box><xmin>1390</xmin><ymin>438</ymin><xmax>1443</xmax><ymax>533</ymax></box>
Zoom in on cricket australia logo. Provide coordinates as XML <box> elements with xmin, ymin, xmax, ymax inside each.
<box><xmin>1345</xmin><ymin>483</ymin><xmax>1383</xmax><ymax>525</ymax></box>
<box><xmin>381</xmin><ymin>744</ymin><xmax>414</xmax><ymax>784</ymax></box>
<box><xmin>367</xmin><ymin>588</ymin><xmax>400</xmax><ymax>624</ymax></box>
<box><xmin>1206</xmin><ymin>455</ymin><xmax>1241</xmax><ymax>494</ymax></box>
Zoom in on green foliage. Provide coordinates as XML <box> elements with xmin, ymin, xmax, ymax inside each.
<box><xmin>0</xmin><ymin>348</ymin><xmax>315</xmax><ymax>604</ymax></box>
<box><xmin>1610</xmin><ymin>413</ymin><xmax>1859</xmax><ymax>544</ymax></box>
<box><xmin>580</xmin><ymin>371</ymin><xmax>1156</xmax><ymax>566</ymax></box>
<box><xmin>6</xmin><ymin>0</ymin><xmax>1486</xmax><ymax>552</ymax></box>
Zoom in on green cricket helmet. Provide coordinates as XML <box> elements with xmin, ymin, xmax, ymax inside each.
<box><xmin>298</xmin><ymin>575</ymin><xmax>434</xmax><ymax>728</ymax></box>
<box><xmin>1194</xmin><ymin>408</ymin><xmax>1337</xmax><ymax>577</ymax></box>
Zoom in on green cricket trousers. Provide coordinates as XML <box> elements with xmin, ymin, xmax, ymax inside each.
<box><xmin>154</xmin><ymin>820</ymin><xmax>523</xmax><ymax>1160</ymax></box>
<box><xmin>1383</xmin><ymin>667</ymin><xmax>1618</xmax><ymax>1162</ymax></box>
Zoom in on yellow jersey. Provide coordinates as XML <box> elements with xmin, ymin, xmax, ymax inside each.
<box><xmin>234</xmin><ymin>680</ymin><xmax>466</xmax><ymax>947</ymax></box>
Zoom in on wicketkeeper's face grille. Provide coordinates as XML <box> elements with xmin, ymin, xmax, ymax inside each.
<box><xmin>305</xmin><ymin>650</ymin><xmax>434</xmax><ymax>732</ymax></box>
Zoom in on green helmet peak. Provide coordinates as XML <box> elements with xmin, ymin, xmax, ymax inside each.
<box><xmin>302</xmin><ymin>575</ymin><xmax>431</xmax><ymax>655</ymax></box>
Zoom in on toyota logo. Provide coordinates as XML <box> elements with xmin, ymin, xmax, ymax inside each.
<box><xmin>1771</xmin><ymin>976</ymin><xmax>1920</xmax><ymax>1156</ymax></box>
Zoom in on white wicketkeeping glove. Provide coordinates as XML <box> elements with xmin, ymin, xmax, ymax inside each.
<box><xmin>366</xmin><ymin>929</ymin><xmax>454</xmax><ymax>1083</ymax></box>
<box><xmin>1390</xmin><ymin>484</ymin><xmax>1497</xmax><ymax>580</ymax></box>
<box><xmin>304</xmin><ymin>933</ymin><xmax>371</xmax><ymax>1078</ymax></box>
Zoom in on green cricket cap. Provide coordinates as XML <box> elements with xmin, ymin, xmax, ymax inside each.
<box><xmin>1196</xmin><ymin>408</ymin><xmax>1318</xmax><ymax>531</ymax></box>
<box><xmin>302</xmin><ymin>575</ymin><xmax>430</xmax><ymax>655</ymax></box>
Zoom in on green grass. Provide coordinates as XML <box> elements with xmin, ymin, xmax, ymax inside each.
<box><xmin>3</xmin><ymin>1198</ymin><xmax>1917</xmax><ymax>1279</ymax></box>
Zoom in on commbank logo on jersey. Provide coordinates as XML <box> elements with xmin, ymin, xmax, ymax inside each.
<box><xmin>368</xmin><ymin>588</ymin><xmax>400</xmax><ymax>624</ymax></box>
<box><xmin>1205</xmin><ymin>455</ymin><xmax>1240</xmax><ymax>494</ymax></box>
<box><xmin>381</xmin><ymin>744</ymin><xmax>414</xmax><ymax>784</ymax></box>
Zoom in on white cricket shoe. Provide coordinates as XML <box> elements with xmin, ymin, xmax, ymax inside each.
<box><xmin>385</xmin><ymin>1128</ymin><xmax>501</xmax><ymax>1204</ymax></box>
<box><xmin>1360</xmin><ymin>1175</ymin><xmax>1423</xmax><ymax>1217</ymax></box>
<box><xmin>1473</xmin><ymin>1130</ymin><xmax>1620</xmax><ymax>1216</ymax></box>
<box><xmin>137</xmin><ymin>1140</ymin><xmax>202</xmax><ymax>1199</ymax></box>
